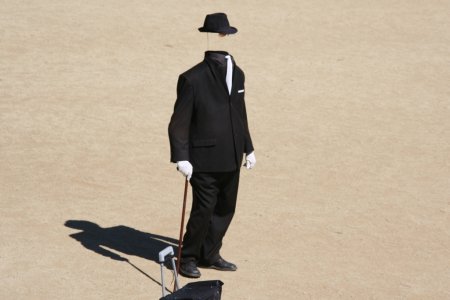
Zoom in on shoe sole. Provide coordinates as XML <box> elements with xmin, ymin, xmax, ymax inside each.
<box><xmin>199</xmin><ymin>265</ymin><xmax>237</xmax><ymax>271</ymax></box>
<box><xmin>209</xmin><ymin>266</ymin><xmax>237</xmax><ymax>271</ymax></box>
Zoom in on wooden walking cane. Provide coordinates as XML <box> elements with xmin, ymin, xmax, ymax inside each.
<box><xmin>174</xmin><ymin>177</ymin><xmax>189</xmax><ymax>291</ymax></box>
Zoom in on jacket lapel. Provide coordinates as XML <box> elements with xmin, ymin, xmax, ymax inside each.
<box><xmin>205</xmin><ymin>53</ymin><xmax>233</xmax><ymax>96</ymax></box>
<box><xmin>230</xmin><ymin>59</ymin><xmax>238</xmax><ymax>96</ymax></box>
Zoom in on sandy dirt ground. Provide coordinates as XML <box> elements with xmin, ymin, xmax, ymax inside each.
<box><xmin>1</xmin><ymin>1</ymin><xmax>450</xmax><ymax>299</ymax></box>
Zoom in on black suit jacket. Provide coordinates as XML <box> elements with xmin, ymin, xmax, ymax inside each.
<box><xmin>168</xmin><ymin>51</ymin><xmax>254</xmax><ymax>172</ymax></box>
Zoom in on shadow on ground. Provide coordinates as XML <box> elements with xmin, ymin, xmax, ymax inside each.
<box><xmin>65</xmin><ymin>219</ymin><xmax>178</xmax><ymax>263</ymax></box>
<box><xmin>65</xmin><ymin>220</ymin><xmax>179</xmax><ymax>291</ymax></box>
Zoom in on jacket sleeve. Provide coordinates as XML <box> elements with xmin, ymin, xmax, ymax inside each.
<box><xmin>242</xmin><ymin>71</ymin><xmax>255</xmax><ymax>154</ymax></box>
<box><xmin>168</xmin><ymin>75</ymin><xmax>194</xmax><ymax>162</ymax></box>
<box><xmin>241</xmin><ymin>82</ymin><xmax>254</xmax><ymax>155</ymax></box>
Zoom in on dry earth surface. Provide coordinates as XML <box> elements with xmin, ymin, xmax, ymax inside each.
<box><xmin>1</xmin><ymin>0</ymin><xmax>450</xmax><ymax>299</ymax></box>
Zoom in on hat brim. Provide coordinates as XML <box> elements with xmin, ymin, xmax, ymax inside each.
<box><xmin>198</xmin><ymin>26</ymin><xmax>238</xmax><ymax>34</ymax></box>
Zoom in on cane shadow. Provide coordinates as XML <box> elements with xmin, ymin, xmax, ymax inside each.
<box><xmin>64</xmin><ymin>220</ymin><xmax>178</xmax><ymax>288</ymax></box>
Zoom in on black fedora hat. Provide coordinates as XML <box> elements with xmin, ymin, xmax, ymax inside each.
<box><xmin>198</xmin><ymin>13</ymin><xmax>238</xmax><ymax>34</ymax></box>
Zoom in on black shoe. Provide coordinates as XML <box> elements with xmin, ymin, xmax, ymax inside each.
<box><xmin>200</xmin><ymin>257</ymin><xmax>237</xmax><ymax>271</ymax></box>
<box><xmin>179</xmin><ymin>261</ymin><xmax>201</xmax><ymax>278</ymax></box>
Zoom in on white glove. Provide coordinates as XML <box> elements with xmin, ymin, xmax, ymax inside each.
<box><xmin>245</xmin><ymin>152</ymin><xmax>256</xmax><ymax>170</ymax></box>
<box><xmin>176</xmin><ymin>161</ymin><xmax>193</xmax><ymax>181</ymax></box>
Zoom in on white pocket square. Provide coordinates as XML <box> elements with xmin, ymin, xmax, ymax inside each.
<box><xmin>238</xmin><ymin>89</ymin><xmax>245</xmax><ymax>93</ymax></box>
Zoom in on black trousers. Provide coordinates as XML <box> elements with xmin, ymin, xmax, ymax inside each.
<box><xmin>181</xmin><ymin>170</ymin><xmax>240</xmax><ymax>265</ymax></box>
